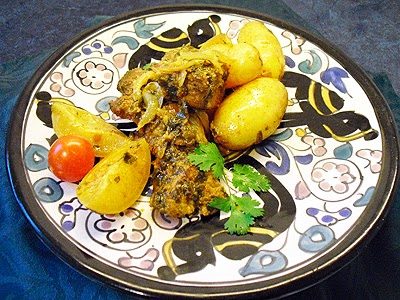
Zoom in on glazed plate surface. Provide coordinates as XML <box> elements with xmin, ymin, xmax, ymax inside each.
<box><xmin>7</xmin><ymin>5</ymin><xmax>399</xmax><ymax>299</ymax></box>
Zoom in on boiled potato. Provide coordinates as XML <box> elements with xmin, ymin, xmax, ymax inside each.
<box><xmin>51</xmin><ymin>101</ymin><xmax>129</xmax><ymax>157</ymax></box>
<box><xmin>203</xmin><ymin>42</ymin><xmax>262</xmax><ymax>88</ymax></box>
<box><xmin>238</xmin><ymin>21</ymin><xmax>285</xmax><ymax>79</ymax></box>
<box><xmin>77</xmin><ymin>138</ymin><xmax>151</xmax><ymax>214</ymax></box>
<box><xmin>211</xmin><ymin>77</ymin><xmax>288</xmax><ymax>150</ymax></box>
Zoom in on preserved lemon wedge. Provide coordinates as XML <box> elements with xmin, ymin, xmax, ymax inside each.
<box><xmin>77</xmin><ymin>138</ymin><xmax>151</xmax><ymax>214</ymax></box>
<box><xmin>51</xmin><ymin>101</ymin><xmax>129</xmax><ymax>157</ymax></box>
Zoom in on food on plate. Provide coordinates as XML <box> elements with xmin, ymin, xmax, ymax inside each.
<box><xmin>48</xmin><ymin>20</ymin><xmax>288</xmax><ymax>228</ymax></box>
<box><xmin>76</xmin><ymin>139</ymin><xmax>151</xmax><ymax>214</ymax></box>
<box><xmin>112</xmin><ymin>45</ymin><xmax>228</xmax><ymax>120</ymax></box>
<box><xmin>48</xmin><ymin>135</ymin><xmax>95</xmax><ymax>182</ymax></box>
<box><xmin>188</xmin><ymin>142</ymin><xmax>270</xmax><ymax>235</ymax></box>
<box><xmin>200</xmin><ymin>33</ymin><xmax>232</xmax><ymax>48</ymax></box>
<box><xmin>146</xmin><ymin>111</ymin><xmax>226</xmax><ymax>217</ymax></box>
<box><xmin>210</xmin><ymin>77</ymin><xmax>288</xmax><ymax>150</ymax></box>
<box><xmin>109</xmin><ymin>20</ymin><xmax>288</xmax><ymax>219</ymax></box>
<box><xmin>112</xmin><ymin>54</ymin><xmax>228</xmax><ymax>216</ymax></box>
<box><xmin>237</xmin><ymin>20</ymin><xmax>285</xmax><ymax>79</ymax></box>
<box><xmin>201</xmin><ymin>41</ymin><xmax>263</xmax><ymax>88</ymax></box>
<box><xmin>51</xmin><ymin>101</ymin><xmax>129</xmax><ymax>157</ymax></box>
<box><xmin>110</xmin><ymin>46</ymin><xmax>232</xmax><ymax>217</ymax></box>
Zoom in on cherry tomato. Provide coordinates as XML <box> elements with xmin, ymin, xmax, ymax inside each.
<box><xmin>48</xmin><ymin>135</ymin><xmax>95</xmax><ymax>182</ymax></box>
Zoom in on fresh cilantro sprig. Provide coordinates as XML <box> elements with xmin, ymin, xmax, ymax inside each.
<box><xmin>188</xmin><ymin>142</ymin><xmax>271</xmax><ymax>235</ymax></box>
<box><xmin>210</xmin><ymin>195</ymin><xmax>264</xmax><ymax>235</ymax></box>
<box><xmin>231</xmin><ymin>164</ymin><xmax>271</xmax><ymax>192</ymax></box>
<box><xmin>187</xmin><ymin>143</ymin><xmax>225</xmax><ymax>179</ymax></box>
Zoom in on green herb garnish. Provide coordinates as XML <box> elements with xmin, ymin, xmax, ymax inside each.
<box><xmin>188</xmin><ymin>142</ymin><xmax>271</xmax><ymax>235</ymax></box>
<box><xmin>188</xmin><ymin>142</ymin><xmax>225</xmax><ymax>179</ymax></box>
<box><xmin>231</xmin><ymin>164</ymin><xmax>271</xmax><ymax>193</ymax></box>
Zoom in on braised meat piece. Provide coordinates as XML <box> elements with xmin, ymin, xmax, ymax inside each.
<box><xmin>139</xmin><ymin>103</ymin><xmax>226</xmax><ymax>217</ymax></box>
<box><xmin>110</xmin><ymin>46</ymin><xmax>228</xmax><ymax>218</ymax></box>
<box><xmin>111</xmin><ymin>46</ymin><xmax>228</xmax><ymax>126</ymax></box>
<box><xmin>155</xmin><ymin>62</ymin><xmax>227</xmax><ymax>110</ymax></box>
<box><xmin>151</xmin><ymin>144</ymin><xmax>226</xmax><ymax>217</ymax></box>
<box><xmin>153</xmin><ymin>46</ymin><xmax>228</xmax><ymax>110</ymax></box>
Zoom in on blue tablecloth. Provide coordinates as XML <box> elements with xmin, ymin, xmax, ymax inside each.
<box><xmin>1</xmin><ymin>1</ymin><xmax>399</xmax><ymax>299</ymax></box>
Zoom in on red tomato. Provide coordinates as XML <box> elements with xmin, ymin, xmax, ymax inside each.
<box><xmin>48</xmin><ymin>135</ymin><xmax>95</xmax><ymax>182</ymax></box>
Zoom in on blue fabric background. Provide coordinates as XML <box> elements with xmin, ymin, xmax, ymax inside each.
<box><xmin>1</xmin><ymin>1</ymin><xmax>399</xmax><ymax>299</ymax></box>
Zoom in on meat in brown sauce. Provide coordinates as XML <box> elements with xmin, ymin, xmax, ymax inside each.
<box><xmin>110</xmin><ymin>46</ymin><xmax>228</xmax><ymax>218</ymax></box>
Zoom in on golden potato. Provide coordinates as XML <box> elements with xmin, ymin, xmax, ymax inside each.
<box><xmin>238</xmin><ymin>21</ymin><xmax>285</xmax><ymax>79</ymax></box>
<box><xmin>77</xmin><ymin>138</ymin><xmax>151</xmax><ymax>214</ymax></box>
<box><xmin>211</xmin><ymin>77</ymin><xmax>288</xmax><ymax>150</ymax></box>
<box><xmin>51</xmin><ymin>101</ymin><xmax>129</xmax><ymax>157</ymax></box>
<box><xmin>204</xmin><ymin>42</ymin><xmax>262</xmax><ymax>88</ymax></box>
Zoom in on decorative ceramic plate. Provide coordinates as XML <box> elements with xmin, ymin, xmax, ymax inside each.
<box><xmin>7</xmin><ymin>5</ymin><xmax>399</xmax><ymax>299</ymax></box>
